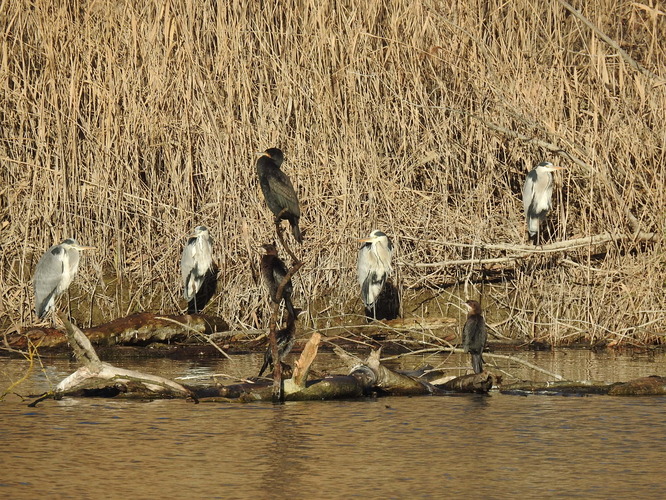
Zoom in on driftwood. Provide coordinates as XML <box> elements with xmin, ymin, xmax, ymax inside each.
<box><xmin>407</xmin><ymin>232</ymin><xmax>658</xmax><ymax>269</ymax></box>
<box><xmin>500</xmin><ymin>376</ymin><xmax>666</xmax><ymax>396</ymax></box>
<box><xmin>27</xmin><ymin>316</ymin><xmax>665</xmax><ymax>405</ymax></box>
<box><xmin>29</xmin><ymin>314</ymin><xmax>195</xmax><ymax>406</ymax></box>
<box><xmin>12</xmin><ymin>313</ymin><xmax>230</xmax><ymax>350</ymax></box>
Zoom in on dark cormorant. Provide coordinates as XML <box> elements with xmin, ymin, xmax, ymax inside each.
<box><xmin>256</xmin><ymin>147</ymin><xmax>303</xmax><ymax>243</ymax></box>
<box><xmin>522</xmin><ymin>161</ymin><xmax>565</xmax><ymax>244</ymax></box>
<box><xmin>462</xmin><ymin>300</ymin><xmax>487</xmax><ymax>374</ymax></box>
<box><xmin>260</xmin><ymin>243</ymin><xmax>296</xmax><ymax>319</ymax></box>
<box><xmin>257</xmin><ymin>307</ymin><xmax>301</xmax><ymax>377</ymax></box>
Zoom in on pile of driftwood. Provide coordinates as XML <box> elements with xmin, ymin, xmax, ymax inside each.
<box><xmin>23</xmin><ymin>313</ymin><xmax>666</xmax><ymax>407</ymax></box>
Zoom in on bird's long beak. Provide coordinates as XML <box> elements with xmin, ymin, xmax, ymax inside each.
<box><xmin>74</xmin><ymin>245</ymin><xmax>96</xmax><ymax>251</ymax></box>
<box><xmin>358</xmin><ymin>236</ymin><xmax>376</xmax><ymax>243</ymax></box>
<box><xmin>256</xmin><ymin>150</ymin><xmax>269</xmax><ymax>159</ymax></box>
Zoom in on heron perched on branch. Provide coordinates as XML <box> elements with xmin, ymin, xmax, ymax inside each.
<box><xmin>260</xmin><ymin>243</ymin><xmax>296</xmax><ymax>319</ymax></box>
<box><xmin>33</xmin><ymin>238</ymin><xmax>96</xmax><ymax>320</ymax></box>
<box><xmin>522</xmin><ymin>161</ymin><xmax>565</xmax><ymax>244</ymax></box>
<box><xmin>462</xmin><ymin>300</ymin><xmax>487</xmax><ymax>374</ymax></box>
<box><xmin>256</xmin><ymin>147</ymin><xmax>303</xmax><ymax>243</ymax></box>
<box><xmin>180</xmin><ymin>225</ymin><xmax>214</xmax><ymax>313</ymax></box>
<box><xmin>357</xmin><ymin>230</ymin><xmax>394</xmax><ymax>320</ymax></box>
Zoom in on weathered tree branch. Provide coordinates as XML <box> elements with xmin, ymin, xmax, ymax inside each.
<box><xmin>558</xmin><ymin>0</ymin><xmax>665</xmax><ymax>84</ymax></box>
<box><xmin>404</xmin><ymin>231</ymin><xmax>658</xmax><ymax>269</ymax></box>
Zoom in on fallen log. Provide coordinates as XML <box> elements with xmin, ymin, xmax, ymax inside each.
<box><xmin>608</xmin><ymin>376</ymin><xmax>666</xmax><ymax>396</ymax></box>
<box><xmin>29</xmin><ymin>314</ymin><xmax>195</xmax><ymax>406</ymax></box>
<box><xmin>500</xmin><ymin>377</ymin><xmax>666</xmax><ymax>397</ymax></box>
<box><xmin>499</xmin><ymin>380</ymin><xmax>617</xmax><ymax>396</ymax></box>
<box><xmin>12</xmin><ymin>313</ymin><xmax>230</xmax><ymax>350</ymax></box>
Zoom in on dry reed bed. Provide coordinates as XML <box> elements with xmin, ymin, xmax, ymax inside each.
<box><xmin>1</xmin><ymin>0</ymin><xmax>664</xmax><ymax>345</ymax></box>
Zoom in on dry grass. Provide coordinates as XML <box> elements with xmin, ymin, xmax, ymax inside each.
<box><xmin>1</xmin><ymin>0</ymin><xmax>664</xmax><ymax>345</ymax></box>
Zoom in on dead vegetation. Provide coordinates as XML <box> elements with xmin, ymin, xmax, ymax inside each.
<box><xmin>1</xmin><ymin>0</ymin><xmax>665</xmax><ymax>345</ymax></box>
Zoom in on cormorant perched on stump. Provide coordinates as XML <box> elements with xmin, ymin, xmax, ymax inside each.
<box><xmin>259</xmin><ymin>243</ymin><xmax>296</xmax><ymax>319</ymax></box>
<box><xmin>258</xmin><ymin>307</ymin><xmax>301</xmax><ymax>377</ymax></box>
<box><xmin>462</xmin><ymin>300</ymin><xmax>487</xmax><ymax>374</ymax></box>
<box><xmin>256</xmin><ymin>147</ymin><xmax>303</xmax><ymax>243</ymax></box>
<box><xmin>522</xmin><ymin>161</ymin><xmax>565</xmax><ymax>244</ymax></box>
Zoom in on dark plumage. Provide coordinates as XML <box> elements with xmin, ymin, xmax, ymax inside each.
<box><xmin>258</xmin><ymin>307</ymin><xmax>301</xmax><ymax>377</ymax></box>
<box><xmin>462</xmin><ymin>300</ymin><xmax>487</xmax><ymax>374</ymax></box>
<box><xmin>260</xmin><ymin>243</ymin><xmax>295</xmax><ymax>319</ymax></box>
<box><xmin>256</xmin><ymin>147</ymin><xmax>303</xmax><ymax>243</ymax></box>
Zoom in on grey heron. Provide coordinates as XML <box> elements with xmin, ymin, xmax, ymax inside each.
<box><xmin>357</xmin><ymin>230</ymin><xmax>393</xmax><ymax>319</ymax></box>
<box><xmin>256</xmin><ymin>147</ymin><xmax>303</xmax><ymax>243</ymax></box>
<box><xmin>33</xmin><ymin>238</ymin><xmax>96</xmax><ymax>320</ymax></box>
<box><xmin>181</xmin><ymin>225</ymin><xmax>214</xmax><ymax>313</ymax></box>
<box><xmin>259</xmin><ymin>243</ymin><xmax>296</xmax><ymax>319</ymax></box>
<box><xmin>462</xmin><ymin>300</ymin><xmax>487</xmax><ymax>374</ymax></box>
<box><xmin>522</xmin><ymin>161</ymin><xmax>565</xmax><ymax>244</ymax></box>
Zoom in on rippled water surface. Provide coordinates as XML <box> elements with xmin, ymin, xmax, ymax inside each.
<box><xmin>1</xmin><ymin>350</ymin><xmax>665</xmax><ymax>499</ymax></box>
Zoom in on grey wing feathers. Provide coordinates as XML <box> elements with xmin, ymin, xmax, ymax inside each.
<box><xmin>34</xmin><ymin>247</ymin><xmax>66</xmax><ymax>318</ymax></box>
<box><xmin>522</xmin><ymin>169</ymin><xmax>538</xmax><ymax>216</ymax></box>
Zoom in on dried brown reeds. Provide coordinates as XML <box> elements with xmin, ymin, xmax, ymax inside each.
<box><xmin>1</xmin><ymin>0</ymin><xmax>664</xmax><ymax>345</ymax></box>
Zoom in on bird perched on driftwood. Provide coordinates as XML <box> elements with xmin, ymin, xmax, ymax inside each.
<box><xmin>357</xmin><ymin>230</ymin><xmax>394</xmax><ymax>320</ymax></box>
<box><xmin>260</xmin><ymin>243</ymin><xmax>296</xmax><ymax>319</ymax></box>
<box><xmin>522</xmin><ymin>161</ymin><xmax>565</xmax><ymax>244</ymax></box>
<box><xmin>33</xmin><ymin>238</ymin><xmax>96</xmax><ymax>320</ymax></box>
<box><xmin>256</xmin><ymin>147</ymin><xmax>303</xmax><ymax>243</ymax></box>
<box><xmin>462</xmin><ymin>300</ymin><xmax>487</xmax><ymax>374</ymax></box>
<box><xmin>180</xmin><ymin>225</ymin><xmax>214</xmax><ymax>313</ymax></box>
<box><xmin>258</xmin><ymin>307</ymin><xmax>302</xmax><ymax>377</ymax></box>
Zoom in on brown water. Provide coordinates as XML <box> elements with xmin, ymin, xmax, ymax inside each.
<box><xmin>1</xmin><ymin>350</ymin><xmax>665</xmax><ymax>499</ymax></box>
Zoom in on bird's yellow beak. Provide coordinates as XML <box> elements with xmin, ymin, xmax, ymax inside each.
<box><xmin>75</xmin><ymin>245</ymin><xmax>96</xmax><ymax>251</ymax></box>
<box><xmin>358</xmin><ymin>237</ymin><xmax>375</xmax><ymax>243</ymax></box>
<box><xmin>256</xmin><ymin>150</ymin><xmax>270</xmax><ymax>159</ymax></box>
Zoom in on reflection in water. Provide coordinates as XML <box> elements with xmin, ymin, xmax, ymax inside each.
<box><xmin>1</xmin><ymin>350</ymin><xmax>665</xmax><ymax>498</ymax></box>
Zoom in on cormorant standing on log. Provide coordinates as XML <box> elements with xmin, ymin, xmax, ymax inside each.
<box><xmin>258</xmin><ymin>307</ymin><xmax>301</xmax><ymax>377</ymax></box>
<box><xmin>462</xmin><ymin>300</ymin><xmax>487</xmax><ymax>374</ymax></box>
<box><xmin>260</xmin><ymin>243</ymin><xmax>296</xmax><ymax>319</ymax></box>
<box><xmin>256</xmin><ymin>147</ymin><xmax>303</xmax><ymax>243</ymax></box>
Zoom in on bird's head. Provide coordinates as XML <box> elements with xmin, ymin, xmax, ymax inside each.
<box><xmin>535</xmin><ymin>161</ymin><xmax>564</xmax><ymax>173</ymax></box>
<box><xmin>61</xmin><ymin>239</ymin><xmax>96</xmax><ymax>251</ymax></box>
<box><xmin>190</xmin><ymin>226</ymin><xmax>209</xmax><ymax>237</ymax></box>
<box><xmin>257</xmin><ymin>147</ymin><xmax>285</xmax><ymax>167</ymax></box>
<box><xmin>465</xmin><ymin>300</ymin><xmax>483</xmax><ymax>315</ymax></box>
<box><xmin>260</xmin><ymin>243</ymin><xmax>278</xmax><ymax>256</ymax></box>
<box><xmin>358</xmin><ymin>229</ymin><xmax>389</xmax><ymax>244</ymax></box>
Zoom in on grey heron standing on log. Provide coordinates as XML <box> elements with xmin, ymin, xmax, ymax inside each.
<box><xmin>462</xmin><ymin>300</ymin><xmax>487</xmax><ymax>374</ymax></box>
<box><xmin>181</xmin><ymin>225</ymin><xmax>214</xmax><ymax>313</ymax></box>
<box><xmin>256</xmin><ymin>147</ymin><xmax>303</xmax><ymax>243</ymax></box>
<box><xmin>522</xmin><ymin>161</ymin><xmax>565</xmax><ymax>244</ymax></box>
<box><xmin>357</xmin><ymin>230</ymin><xmax>393</xmax><ymax>320</ymax></box>
<box><xmin>33</xmin><ymin>238</ymin><xmax>96</xmax><ymax>320</ymax></box>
